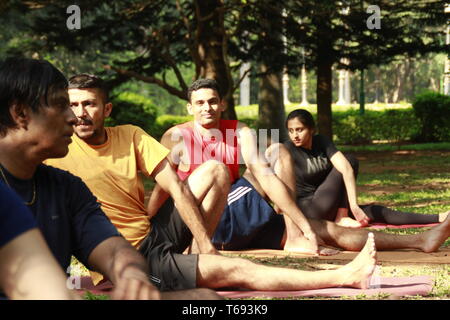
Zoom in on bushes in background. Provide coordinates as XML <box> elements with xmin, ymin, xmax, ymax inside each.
<box><xmin>332</xmin><ymin>109</ymin><xmax>421</xmax><ymax>145</ymax></box>
<box><xmin>105</xmin><ymin>92</ymin><xmax>159</xmax><ymax>134</ymax></box>
<box><xmin>151</xmin><ymin>114</ymin><xmax>192</xmax><ymax>139</ymax></box>
<box><xmin>412</xmin><ymin>91</ymin><xmax>450</xmax><ymax>142</ymax></box>
<box><xmin>106</xmin><ymin>91</ymin><xmax>449</xmax><ymax>144</ymax></box>
<box><xmin>148</xmin><ymin>109</ymin><xmax>427</xmax><ymax>144</ymax></box>
<box><xmin>334</xmin><ymin>92</ymin><xmax>450</xmax><ymax>144</ymax></box>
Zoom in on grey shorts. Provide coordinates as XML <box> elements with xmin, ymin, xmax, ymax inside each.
<box><xmin>138</xmin><ymin>198</ymin><xmax>198</xmax><ymax>291</ymax></box>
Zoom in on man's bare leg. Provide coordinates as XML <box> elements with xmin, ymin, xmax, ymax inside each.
<box><xmin>196</xmin><ymin>233</ymin><xmax>377</xmax><ymax>290</ymax></box>
<box><xmin>335</xmin><ymin>208</ymin><xmax>365</xmax><ymax>228</ymax></box>
<box><xmin>312</xmin><ymin>214</ymin><xmax>450</xmax><ymax>253</ymax></box>
<box><xmin>439</xmin><ymin>210</ymin><xmax>450</xmax><ymax>223</ymax></box>
<box><xmin>185</xmin><ymin>160</ymin><xmax>231</xmax><ymax>254</ymax></box>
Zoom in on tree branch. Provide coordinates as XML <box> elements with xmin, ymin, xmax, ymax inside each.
<box><xmin>176</xmin><ymin>0</ymin><xmax>202</xmax><ymax>75</ymax></box>
<box><xmin>154</xmin><ymin>31</ymin><xmax>189</xmax><ymax>93</ymax></box>
<box><xmin>231</xmin><ymin>64</ymin><xmax>252</xmax><ymax>94</ymax></box>
<box><xmin>104</xmin><ymin>65</ymin><xmax>187</xmax><ymax>100</ymax></box>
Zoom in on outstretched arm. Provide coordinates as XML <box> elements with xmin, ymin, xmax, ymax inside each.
<box><xmin>87</xmin><ymin>236</ymin><xmax>161</xmax><ymax>300</ymax></box>
<box><xmin>0</xmin><ymin>228</ymin><xmax>77</xmax><ymax>300</ymax></box>
<box><xmin>147</xmin><ymin>183</ymin><xmax>170</xmax><ymax>219</ymax></box>
<box><xmin>237</xmin><ymin>123</ymin><xmax>319</xmax><ymax>254</ymax></box>
<box><xmin>147</xmin><ymin>127</ymin><xmax>181</xmax><ymax>219</ymax></box>
<box><xmin>330</xmin><ymin>151</ymin><xmax>370</xmax><ymax>226</ymax></box>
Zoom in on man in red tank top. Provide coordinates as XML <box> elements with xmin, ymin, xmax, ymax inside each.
<box><xmin>148</xmin><ymin>79</ymin><xmax>450</xmax><ymax>257</ymax></box>
<box><xmin>148</xmin><ymin>79</ymin><xmax>321</xmax><ymax>254</ymax></box>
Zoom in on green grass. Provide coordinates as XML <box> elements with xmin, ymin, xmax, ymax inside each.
<box><xmin>83</xmin><ymin>291</ymin><xmax>110</xmax><ymax>300</ymax></box>
<box><xmin>339</xmin><ymin>142</ymin><xmax>450</xmax><ymax>153</ymax></box>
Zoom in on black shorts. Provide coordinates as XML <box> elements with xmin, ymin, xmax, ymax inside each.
<box><xmin>138</xmin><ymin>198</ymin><xmax>198</xmax><ymax>291</ymax></box>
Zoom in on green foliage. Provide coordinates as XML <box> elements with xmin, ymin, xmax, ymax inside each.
<box><xmin>151</xmin><ymin>114</ymin><xmax>192</xmax><ymax>140</ymax></box>
<box><xmin>332</xmin><ymin>109</ymin><xmax>420</xmax><ymax>145</ymax></box>
<box><xmin>105</xmin><ymin>92</ymin><xmax>158</xmax><ymax>134</ymax></box>
<box><xmin>412</xmin><ymin>91</ymin><xmax>450</xmax><ymax>142</ymax></box>
<box><xmin>333</xmin><ymin>112</ymin><xmax>374</xmax><ymax>144</ymax></box>
<box><xmin>153</xmin><ymin>106</ymin><xmax>428</xmax><ymax>144</ymax></box>
<box><xmin>83</xmin><ymin>291</ymin><xmax>110</xmax><ymax>300</ymax></box>
<box><xmin>238</xmin><ymin>117</ymin><xmax>259</xmax><ymax>130</ymax></box>
<box><xmin>113</xmin><ymin>79</ymin><xmax>189</xmax><ymax>116</ymax></box>
<box><xmin>339</xmin><ymin>142</ymin><xmax>450</xmax><ymax>153</ymax></box>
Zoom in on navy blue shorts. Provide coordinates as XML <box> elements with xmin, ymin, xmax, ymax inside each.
<box><xmin>212</xmin><ymin>177</ymin><xmax>285</xmax><ymax>250</ymax></box>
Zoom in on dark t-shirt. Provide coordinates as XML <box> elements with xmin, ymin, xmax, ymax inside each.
<box><xmin>0</xmin><ymin>181</ymin><xmax>37</xmax><ymax>248</ymax></box>
<box><xmin>284</xmin><ymin>134</ymin><xmax>338</xmax><ymax>199</ymax></box>
<box><xmin>0</xmin><ymin>164</ymin><xmax>120</xmax><ymax>272</ymax></box>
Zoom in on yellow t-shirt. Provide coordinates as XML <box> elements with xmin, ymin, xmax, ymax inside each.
<box><xmin>46</xmin><ymin>125</ymin><xmax>169</xmax><ymax>248</ymax></box>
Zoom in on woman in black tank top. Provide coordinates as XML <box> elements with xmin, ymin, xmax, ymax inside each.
<box><xmin>283</xmin><ymin>109</ymin><xmax>446</xmax><ymax>227</ymax></box>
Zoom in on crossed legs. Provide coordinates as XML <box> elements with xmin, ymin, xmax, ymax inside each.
<box><xmin>248</xmin><ymin>143</ymin><xmax>450</xmax><ymax>254</ymax></box>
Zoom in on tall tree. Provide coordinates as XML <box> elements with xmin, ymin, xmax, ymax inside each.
<box><xmin>253</xmin><ymin>1</ymin><xmax>288</xmax><ymax>141</ymax></box>
<box><xmin>5</xmin><ymin>0</ymin><xmax>239</xmax><ymax>118</ymax></box>
<box><xmin>282</xmin><ymin>0</ymin><xmax>448</xmax><ymax>137</ymax></box>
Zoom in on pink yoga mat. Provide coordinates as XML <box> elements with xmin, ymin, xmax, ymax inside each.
<box><xmin>77</xmin><ymin>276</ymin><xmax>433</xmax><ymax>299</ymax></box>
<box><xmin>77</xmin><ymin>277</ymin><xmax>114</xmax><ymax>296</ymax></box>
<box><xmin>216</xmin><ymin>276</ymin><xmax>433</xmax><ymax>298</ymax></box>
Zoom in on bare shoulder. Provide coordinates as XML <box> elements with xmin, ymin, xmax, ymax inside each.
<box><xmin>236</xmin><ymin>121</ymin><xmax>253</xmax><ymax>135</ymax></box>
<box><xmin>160</xmin><ymin>122</ymin><xmax>192</xmax><ymax>148</ymax></box>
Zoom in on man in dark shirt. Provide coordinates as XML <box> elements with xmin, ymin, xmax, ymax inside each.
<box><xmin>0</xmin><ymin>181</ymin><xmax>77</xmax><ymax>299</ymax></box>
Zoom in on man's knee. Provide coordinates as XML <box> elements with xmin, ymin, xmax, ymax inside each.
<box><xmin>201</xmin><ymin>160</ymin><xmax>230</xmax><ymax>181</ymax></box>
<box><xmin>265</xmin><ymin>143</ymin><xmax>290</xmax><ymax>167</ymax></box>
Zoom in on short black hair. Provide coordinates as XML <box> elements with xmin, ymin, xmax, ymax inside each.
<box><xmin>285</xmin><ymin>109</ymin><xmax>316</xmax><ymax>130</ymax></box>
<box><xmin>68</xmin><ymin>73</ymin><xmax>109</xmax><ymax>102</ymax></box>
<box><xmin>187</xmin><ymin>78</ymin><xmax>222</xmax><ymax>102</ymax></box>
<box><xmin>0</xmin><ymin>57</ymin><xmax>68</xmax><ymax>136</ymax></box>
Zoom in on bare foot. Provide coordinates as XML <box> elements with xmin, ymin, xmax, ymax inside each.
<box><xmin>421</xmin><ymin>213</ymin><xmax>450</xmax><ymax>253</ymax></box>
<box><xmin>335</xmin><ymin>216</ymin><xmax>366</xmax><ymax>228</ymax></box>
<box><xmin>338</xmin><ymin>233</ymin><xmax>377</xmax><ymax>289</ymax></box>
<box><xmin>439</xmin><ymin>210</ymin><xmax>450</xmax><ymax>223</ymax></box>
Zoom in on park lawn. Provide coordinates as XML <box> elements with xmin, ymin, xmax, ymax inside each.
<box><xmin>81</xmin><ymin>143</ymin><xmax>450</xmax><ymax>300</ymax></box>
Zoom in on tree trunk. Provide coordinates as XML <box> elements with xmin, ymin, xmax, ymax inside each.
<box><xmin>316</xmin><ymin>50</ymin><xmax>333</xmax><ymax>139</ymax></box>
<box><xmin>195</xmin><ymin>0</ymin><xmax>237</xmax><ymax>119</ymax></box>
<box><xmin>255</xmin><ymin>2</ymin><xmax>286</xmax><ymax>142</ymax></box>
<box><xmin>258</xmin><ymin>63</ymin><xmax>287</xmax><ymax>142</ymax></box>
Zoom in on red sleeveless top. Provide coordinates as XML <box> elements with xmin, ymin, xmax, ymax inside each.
<box><xmin>175</xmin><ymin>120</ymin><xmax>240</xmax><ymax>183</ymax></box>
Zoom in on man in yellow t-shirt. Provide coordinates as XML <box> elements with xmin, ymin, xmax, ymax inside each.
<box><xmin>48</xmin><ymin>123</ymin><xmax>167</xmax><ymax>248</ymax></box>
<box><xmin>46</xmin><ymin>74</ymin><xmax>227</xmax><ymax>290</ymax></box>
<box><xmin>47</xmin><ymin>74</ymin><xmax>381</xmax><ymax>293</ymax></box>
